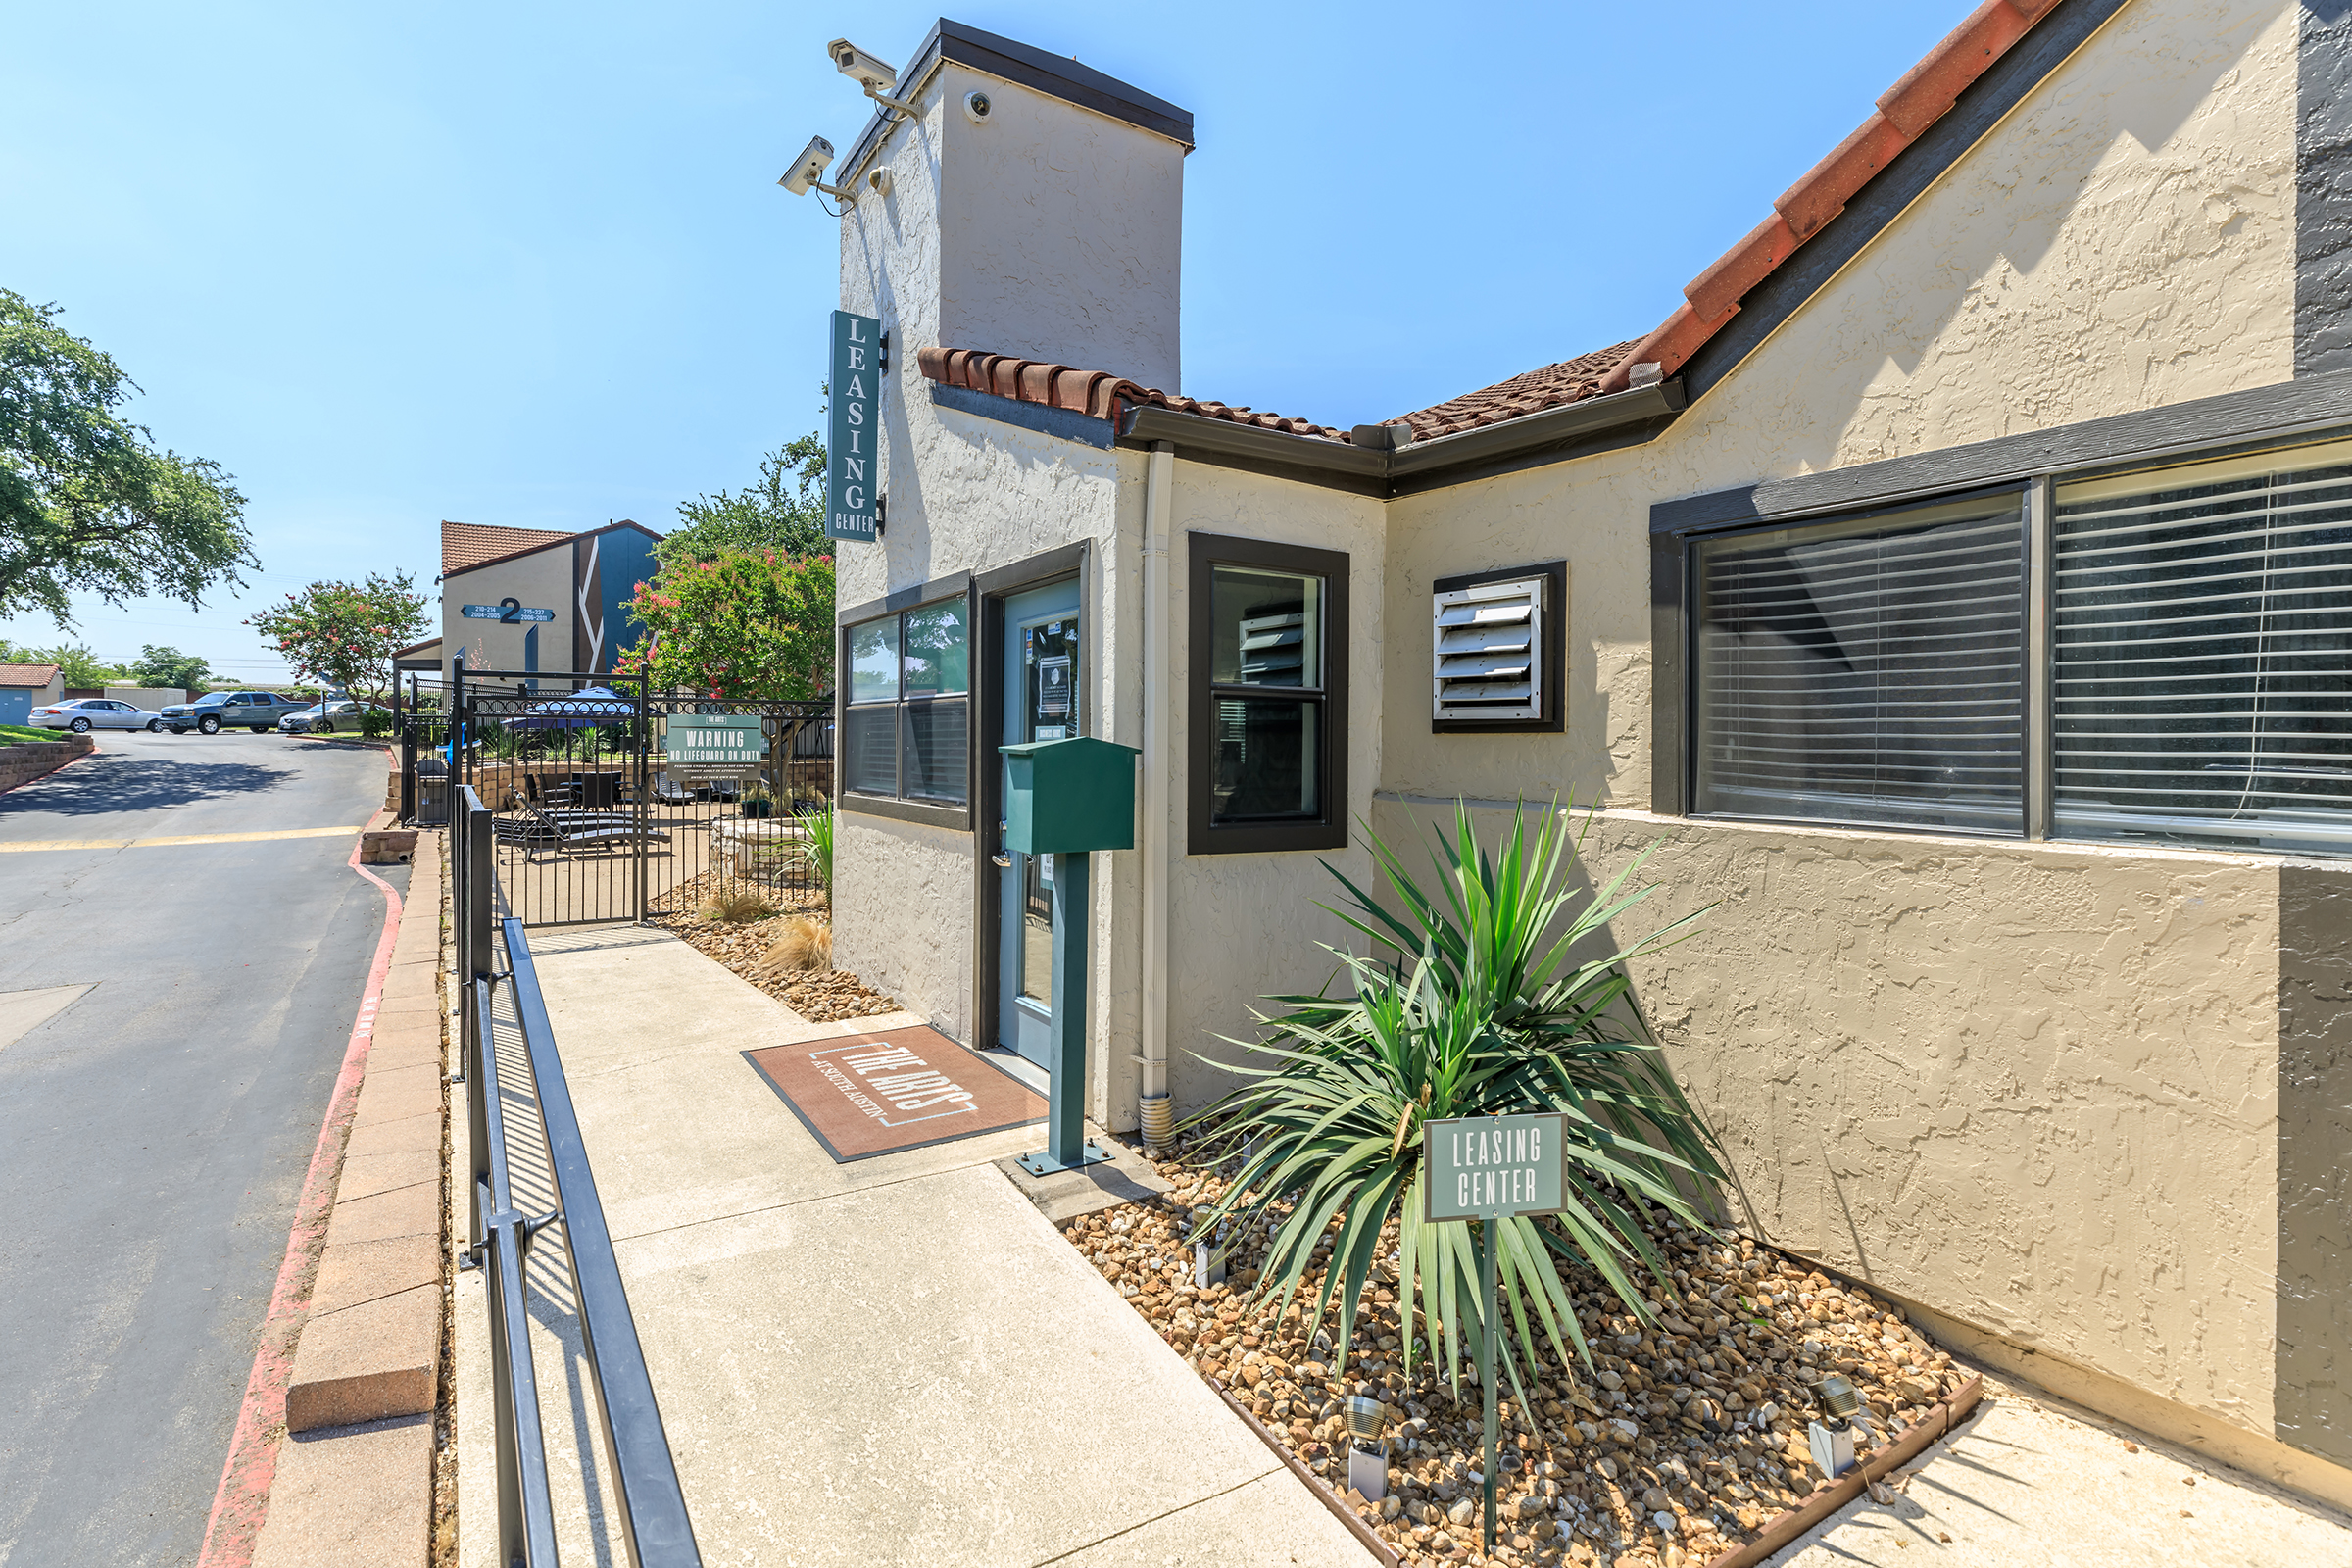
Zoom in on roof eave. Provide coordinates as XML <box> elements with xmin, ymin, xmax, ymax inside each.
<box><xmin>1116</xmin><ymin>380</ymin><xmax>1686</xmax><ymax>497</ymax></box>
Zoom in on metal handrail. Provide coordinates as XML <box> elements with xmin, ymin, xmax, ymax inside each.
<box><xmin>457</xmin><ymin>787</ymin><xmax>703</xmax><ymax>1567</ymax></box>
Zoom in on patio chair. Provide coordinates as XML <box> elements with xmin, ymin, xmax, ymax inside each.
<box><xmin>521</xmin><ymin>802</ymin><xmax>669</xmax><ymax>863</ymax></box>
<box><xmin>651</xmin><ymin>771</ymin><xmax>695</xmax><ymax>806</ymax></box>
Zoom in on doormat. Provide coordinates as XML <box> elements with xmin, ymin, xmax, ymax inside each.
<box><xmin>744</xmin><ymin>1025</ymin><xmax>1048</xmax><ymax>1162</ymax></box>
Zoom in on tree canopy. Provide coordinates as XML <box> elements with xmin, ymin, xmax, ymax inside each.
<box><xmin>659</xmin><ymin>430</ymin><xmax>827</xmax><ymax>566</ymax></box>
<box><xmin>0</xmin><ymin>289</ymin><xmax>257</xmax><ymax>624</ymax></box>
<box><xmin>129</xmin><ymin>644</ymin><xmax>210</xmax><ymax>690</ymax></box>
<box><xmin>245</xmin><ymin>571</ymin><xmax>429</xmax><ymax>704</ymax></box>
<box><xmin>619</xmin><ymin>549</ymin><xmax>834</xmax><ymax>701</ymax></box>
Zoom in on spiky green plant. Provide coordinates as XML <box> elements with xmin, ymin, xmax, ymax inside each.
<box><xmin>791</xmin><ymin>801</ymin><xmax>836</xmax><ymax>897</ymax></box>
<box><xmin>1185</xmin><ymin>799</ymin><xmax>1723</xmax><ymax>1403</ymax></box>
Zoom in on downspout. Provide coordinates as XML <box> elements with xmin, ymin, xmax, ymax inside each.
<box><xmin>1137</xmin><ymin>440</ymin><xmax>1175</xmax><ymax>1150</ymax></box>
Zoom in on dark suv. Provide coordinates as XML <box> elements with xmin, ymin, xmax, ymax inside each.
<box><xmin>161</xmin><ymin>691</ymin><xmax>306</xmax><ymax>734</ymax></box>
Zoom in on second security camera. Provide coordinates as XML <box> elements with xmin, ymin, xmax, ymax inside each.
<box><xmin>778</xmin><ymin>134</ymin><xmax>838</xmax><ymax>198</ymax></box>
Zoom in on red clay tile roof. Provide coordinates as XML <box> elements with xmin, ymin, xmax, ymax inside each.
<box><xmin>918</xmin><ymin>347</ymin><xmax>1350</xmax><ymax>443</ymax></box>
<box><xmin>1394</xmin><ymin>0</ymin><xmax>2063</xmax><ymax>429</ymax></box>
<box><xmin>0</xmin><ymin>663</ymin><xmax>61</xmax><ymax>687</ymax></box>
<box><xmin>1390</xmin><ymin>342</ymin><xmax>1643</xmax><ymax>442</ymax></box>
<box><xmin>441</xmin><ymin>520</ymin><xmax>573</xmax><ymax>576</ymax></box>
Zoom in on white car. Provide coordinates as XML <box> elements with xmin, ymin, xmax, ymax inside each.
<box><xmin>30</xmin><ymin>698</ymin><xmax>161</xmax><ymax>733</ymax></box>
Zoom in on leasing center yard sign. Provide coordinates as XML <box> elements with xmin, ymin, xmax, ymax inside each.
<box><xmin>826</xmin><ymin>310</ymin><xmax>882</xmax><ymax>543</ymax></box>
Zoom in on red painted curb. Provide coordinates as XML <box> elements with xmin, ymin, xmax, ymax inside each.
<box><xmin>194</xmin><ymin>812</ymin><xmax>407</xmax><ymax>1568</ymax></box>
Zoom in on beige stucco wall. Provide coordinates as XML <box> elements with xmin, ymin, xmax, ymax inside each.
<box><xmin>441</xmin><ymin>547</ymin><xmax>576</xmax><ymax>684</ymax></box>
<box><xmin>1357</xmin><ymin>0</ymin><xmax>2329</xmax><ymax>1478</ymax></box>
<box><xmin>1158</xmin><ymin>461</ymin><xmax>1388</xmax><ymax>1112</ymax></box>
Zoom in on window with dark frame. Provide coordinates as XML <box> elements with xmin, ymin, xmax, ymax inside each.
<box><xmin>1188</xmin><ymin>533</ymin><xmax>1349</xmax><ymax>855</ymax></box>
<box><xmin>1675</xmin><ymin>433</ymin><xmax>2352</xmax><ymax>858</ymax></box>
<box><xmin>842</xmin><ymin>595</ymin><xmax>970</xmax><ymax>807</ymax></box>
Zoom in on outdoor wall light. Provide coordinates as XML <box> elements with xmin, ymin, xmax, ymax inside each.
<box><xmin>1344</xmin><ymin>1396</ymin><xmax>1392</xmax><ymax>1501</ymax></box>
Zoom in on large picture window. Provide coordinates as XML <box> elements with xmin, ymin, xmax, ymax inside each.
<box><xmin>1677</xmin><ymin>432</ymin><xmax>2352</xmax><ymax>858</ymax></box>
<box><xmin>841</xmin><ymin>594</ymin><xmax>970</xmax><ymax>815</ymax></box>
<box><xmin>2053</xmin><ymin>438</ymin><xmax>2352</xmax><ymax>855</ymax></box>
<box><xmin>1188</xmin><ymin>533</ymin><xmax>1349</xmax><ymax>855</ymax></box>
<box><xmin>1694</xmin><ymin>493</ymin><xmax>2025</xmax><ymax>835</ymax></box>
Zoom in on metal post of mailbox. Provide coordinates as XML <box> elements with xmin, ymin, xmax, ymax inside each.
<box><xmin>1020</xmin><ymin>849</ymin><xmax>1109</xmax><ymax>1175</ymax></box>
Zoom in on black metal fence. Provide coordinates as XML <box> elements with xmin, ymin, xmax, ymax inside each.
<box><xmin>454</xmin><ymin>784</ymin><xmax>703</xmax><ymax>1568</ymax></box>
<box><xmin>405</xmin><ymin>663</ymin><xmax>832</xmax><ymax>928</ymax></box>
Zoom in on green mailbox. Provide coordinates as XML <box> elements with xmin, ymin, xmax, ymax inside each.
<box><xmin>999</xmin><ymin>734</ymin><xmax>1138</xmax><ymax>1179</ymax></box>
<box><xmin>1001</xmin><ymin>735</ymin><xmax>1138</xmax><ymax>855</ymax></box>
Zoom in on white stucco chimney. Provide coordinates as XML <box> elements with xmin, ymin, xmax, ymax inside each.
<box><xmin>837</xmin><ymin>21</ymin><xmax>1192</xmax><ymax>394</ymax></box>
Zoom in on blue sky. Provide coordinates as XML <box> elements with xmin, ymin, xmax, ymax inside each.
<box><xmin>1</xmin><ymin>2</ymin><xmax>1968</xmax><ymax>681</ymax></box>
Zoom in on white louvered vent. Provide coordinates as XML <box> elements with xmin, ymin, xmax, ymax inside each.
<box><xmin>1434</xmin><ymin>575</ymin><xmax>1544</xmax><ymax>722</ymax></box>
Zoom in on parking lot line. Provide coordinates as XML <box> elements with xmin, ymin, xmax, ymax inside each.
<box><xmin>0</xmin><ymin>825</ymin><xmax>371</xmax><ymax>854</ymax></box>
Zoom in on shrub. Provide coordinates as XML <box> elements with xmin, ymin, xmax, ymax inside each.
<box><xmin>759</xmin><ymin>915</ymin><xmax>832</xmax><ymax>973</ymax></box>
<box><xmin>698</xmin><ymin>886</ymin><xmax>776</xmax><ymax>923</ymax></box>
<box><xmin>790</xmin><ymin>802</ymin><xmax>836</xmax><ymax>898</ymax></box>
<box><xmin>1185</xmin><ymin>799</ymin><xmax>1723</xmax><ymax>1399</ymax></box>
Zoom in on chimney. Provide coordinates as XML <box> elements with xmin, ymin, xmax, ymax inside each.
<box><xmin>838</xmin><ymin>21</ymin><xmax>1193</xmax><ymax>394</ymax></box>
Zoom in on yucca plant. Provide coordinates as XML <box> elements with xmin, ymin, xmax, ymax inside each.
<box><xmin>1185</xmin><ymin>799</ymin><xmax>1723</xmax><ymax>1404</ymax></box>
<box><xmin>790</xmin><ymin>801</ymin><xmax>837</xmax><ymax>899</ymax></box>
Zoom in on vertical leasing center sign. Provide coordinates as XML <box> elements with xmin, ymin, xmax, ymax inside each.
<box><xmin>827</xmin><ymin>310</ymin><xmax>882</xmax><ymax>543</ymax></box>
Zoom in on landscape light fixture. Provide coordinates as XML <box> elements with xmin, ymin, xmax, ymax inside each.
<box><xmin>1807</xmin><ymin>1373</ymin><xmax>1865</xmax><ymax>1482</ymax></box>
<box><xmin>829</xmin><ymin>38</ymin><xmax>921</xmax><ymax>116</ymax></box>
<box><xmin>1343</xmin><ymin>1395</ymin><xmax>1392</xmax><ymax>1501</ymax></box>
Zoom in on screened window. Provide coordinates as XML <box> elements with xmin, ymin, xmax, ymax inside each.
<box><xmin>842</xmin><ymin>595</ymin><xmax>969</xmax><ymax>807</ymax></box>
<box><xmin>1693</xmin><ymin>493</ymin><xmax>2025</xmax><ymax>834</ymax></box>
<box><xmin>2053</xmin><ymin>439</ymin><xmax>2352</xmax><ymax>855</ymax></box>
<box><xmin>1189</xmin><ymin>534</ymin><xmax>1349</xmax><ymax>854</ymax></box>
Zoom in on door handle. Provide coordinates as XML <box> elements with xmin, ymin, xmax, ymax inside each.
<box><xmin>992</xmin><ymin>819</ymin><xmax>1012</xmax><ymax>868</ymax></box>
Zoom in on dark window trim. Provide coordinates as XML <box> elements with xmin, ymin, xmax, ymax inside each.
<box><xmin>1649</xmin><ymin>389</ymin><xmax>2352</xmax><ymax>832</ymax></box>
<box><xmin>1662</xmin><ymin>481</ymin><xmax>2032</xmax><ymax>831</ymax></box>
<box><xmin>838</xmin><ymin>583</ymin><xmax>976</xmax><ymax>831</ymax></box>
<box><xmin>1187</xmin><ymin>531</ymin><xmax>1350</xmax><ymax>856</ymax></box>
<box><xmin>837</xmin><ymin>568</ymin><xmax>973</xmax><ymax>628</ymax></box>
<box><xmin>1430</xmin><ymin>560</ymin><xmax>1566</xmax><ymax>735</ymax></box>
<box><xmin>974</xmin><ymin>542</ymin><xmax>1092</xmax><ymax>1056</ymax></box>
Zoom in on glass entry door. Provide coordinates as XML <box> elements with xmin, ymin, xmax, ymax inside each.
<box><xmin>997</xmin><ymin>579</ymin><xmax>1080</xmax><ymax>1066</ymax></box>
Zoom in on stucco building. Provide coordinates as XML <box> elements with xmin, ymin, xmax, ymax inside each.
<box><xmin>434</xmin><ymin>519</ymin><xmax>662</xmax><ymax>685</ymax></box>
<box><xmin>819</xmin><ymin>4</ymin><xmax>2350</xmax><ymax>1505</ymax></box>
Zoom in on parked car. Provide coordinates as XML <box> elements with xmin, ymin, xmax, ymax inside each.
<box><xmin>29</xmin><ymin>697</ymin><xmax>163</xmax><ymax>733</ymax></box>
<box><xmin>160</xmin><ymin>691</ymin><xmax>307</xmax><ymax>734</ymax></box>
<box><xmin>279</xmin><ymin>698</ymin><xmax>381</xmax><ymax>735</ymax></box>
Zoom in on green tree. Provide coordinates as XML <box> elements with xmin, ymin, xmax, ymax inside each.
<box><xmin>245</xmin><ymin>571</ymin><xmax>430</xmax><ymax>705</ymax></box>
<box><xmin>0</xmin><ymin>289</ymin><xmax>257</xmax><ymax>623</ymax></box>
<box><xmin>660</xmin><ymin>430</ymin><xmax>828</xmax><ymax>566</ymax></box>
<box><xmin>41</xmin><ymin>643</ymin><xmax>122</xmax><ymax>687</ymax></box>
<box><xmin>129</xmin><ymin>644</ymin><xmax>210</xmax><ymax>690</ymax></box>
<box><xmin>618</xmin><ymin>549</ymin><xmax>834</xmax><ymax>700</ymax></box>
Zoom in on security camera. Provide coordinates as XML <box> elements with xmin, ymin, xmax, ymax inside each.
<box><xmin>827</xmin><ymin>38</ymin><xmax>898</xmax><ymax>91</ymax></box>
<box><xmin>778</xmin><ymin>133</ymin><xmax>853</xmax><ymax>201</ymax></box>
<box><xmin>963</xmin><ymin>89</ymin><xmax>992</xmax><ymax>122</ymax></box>
<box><xmin>865</xmin><ymin>166</ymin><xmax>892</xmax><ymax>197</ymax></box>
<box><xmin>830</xmin><ymin>36</ymin><xmax>920</xmax><ymax>116</ymax></box>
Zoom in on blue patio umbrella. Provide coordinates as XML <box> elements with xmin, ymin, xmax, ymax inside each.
<box><xmin>501</xmin><ymin>686</ymin><xmax>637</xmax><ymax>730</ymax></box>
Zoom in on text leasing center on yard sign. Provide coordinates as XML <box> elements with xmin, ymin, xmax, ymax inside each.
<box><xmin>827</xmin><ymin>310</ymin><xmax>882</xmax><ymax>543</ymax></box>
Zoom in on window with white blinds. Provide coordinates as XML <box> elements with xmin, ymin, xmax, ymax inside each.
<box><xmin>1693</xmin><ymin>493</ymin><xmax>2026</xmax><ymax>834</ymax></box>
<box><xmin>1433</xmin><ymin>575</ymin><xmax>1544</xmax><ymax>721</ymax></box>
<box><xmin>2053</xmin><ymin>438</ymin><xmax>2352</xmax><ymax>854</ymax></box>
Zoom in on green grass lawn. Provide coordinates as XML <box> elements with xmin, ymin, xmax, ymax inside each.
<box><xmin>0</xmin><ymin>724</ymin><xmax>57</xmax><ymax>746</ymax></box>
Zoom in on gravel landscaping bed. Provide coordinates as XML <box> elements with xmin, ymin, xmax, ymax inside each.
<box><xmin>1070</xmin><ymin>1148</ymin><xmax>1974</xmax><ymax>1568</ymax></box>
<box><xmin>649</xmin><ymin>874</ymin><xmax>899</xmax><ymax>1022</ymax></box>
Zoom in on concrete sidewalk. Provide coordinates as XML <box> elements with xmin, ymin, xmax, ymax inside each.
<box><xmin>459</xmin><ymin>923</ymin><xmax>1367</xmax><ymax>1568</ymax></box>
<box><xmin>1764</xmin><ymin>1377</ymin><xmax>2350</xmax><ymax>1568</ymax></box>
